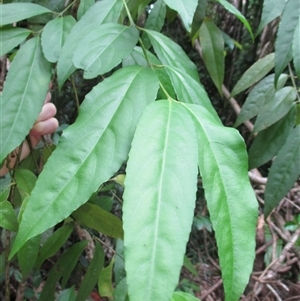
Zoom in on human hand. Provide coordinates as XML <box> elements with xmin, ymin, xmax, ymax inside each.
<box><xmin>0</xmin><ymin>91</ymin><xmax>58</xmax><ymax>176</ymax></box>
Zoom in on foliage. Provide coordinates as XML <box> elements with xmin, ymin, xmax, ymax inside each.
<box><xmin>0</xmin><ymin>0</ymin><xmax>299</xmax><ymax>301</ymax></box>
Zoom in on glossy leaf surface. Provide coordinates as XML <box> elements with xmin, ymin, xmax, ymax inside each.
<box><xmin>57</xmin><ymin>0</ymin><xmax>123</xmax><ymax>88</ymax></box>
<box><xmin>75</xmin><ymin>241</ymin><xmax>104</xmax><ymax>301</ymax></box>
<box><xmin>73</xmin><ymin>24</ymin><xmax>139</xmax><ymax>79</ymax></box>
<box><xmin>41</xmin><ymin>16</ymin><xmax>76</xmax><ymax>63</ymax></box>
<box><xmin>0</xmin><ymin>27</ymin><xmax>31</xmax><ymax>56</ymax></box>
<box><xmin>163</xmin><ymin>0</ymin><xmax>198</xmax><ymax>31</ymax></box>
<box><xmin>0</xmin><ymin>3</ymin><xmax>51</xmax><ymax>26</ymax></box>
<box><xmin>231</xmin><ymin>52</ymin><xmax>275</xmax><ymax>96</ymax></box>
<box><xmin>217</xmin><ymin>0</ymin><xmax>253</xmax><ymax>38</ymax></box>
<box><xmin>72</xmin><ymin>202</ymin><xmax>123</xmax><ymax>239</ymax></box>
<box><xmin>146</xmin><ymin>29</ymin><xmax>200</xmax><ymax>82</ymax></box>
<box><xmin>249</xmin><ymin>107</ymin><xmax>296</xmax><ymax>169</ymax></box>
<box><xmin>235</xmin><ymin>74</ymin><xmax>288</xmax><ymax>127</ymax></box>
<box><xmin>10</xmin><ymin>66</ymin><xmax>159</xmax><ymax>257</ymax></box>
<box><xmin>254</xmin><ymin>87</ymin><xmax>296</xmax><ymax>132</ymax></box>
<box><xmin>123</xmin><ymin>100</ymin><xmax>198</xmax><ymax>301</ymax></box>
<box><xmin>0</xmin><ymin>201</ymin><xmax>18</xmax><ymax>231</ymax></box>
<box><xmin>264</xmin><ymin>126</ymin><xmax>300</xmax><ymax>217</ymax></box>
<box><xmin>39</xmin><ymin>241</ymin><xmax>88</xmax><ymax>301</ymax></box>
<box><xmin>255</xmin><ymin>0</ymin><xmax>286</xmax><ymax>35</ymax></box>
<box><xmin>0</xmin><ymin>37</ymin><xmax>51</xmax><ymax>163</ymax></box>
<box><xmin>199</xmin><ymin>20</ymin><xmax>224</xmax><ymax>95</ymax></box>
<box><xmin>275</xmin><ymin>0</ymin><xmax>300</xmax><ymax>84</ymax></box>
<box><xmin>183</xmin><ymin>103</ymin><xmax>257</xmax><ymax>301</ymax></box>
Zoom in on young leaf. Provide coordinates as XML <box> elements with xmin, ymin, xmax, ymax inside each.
<box><xmin>141</xmin><ymin>0</ymin><xmax>166</xmax><ymax>49</ymax></box>
<box><xmin>77</xmin><ymin>0</ymin><xmax>95</xmax><ymax>20</ymax></box>
<box><xmin>199</xmin><ymin>20</ymin><xmax>224</xmax><ymax>95</ymax></box>
<box><xmin>171</xmin><ymin>291</ymin><xmax>200</xmax><ymax>301</ymax></box>
<box><xmin>73</xmin><ymin>24</ymin><xmax>139</xmax><ymax>79</ymax></box>
<box><xmin>292</xmin><ymin>17</ymin><xmax>300</xmax><ymax>79</ymax></box>
<box><xmin>216</xmin><ymin>0</ymin><xmax>253</xmax><ymax>39</ymax></box>
<box><xmin>123</xmin><ymin>100</ymin><xmax>198</xmax><ymax>301</ymax></box>
<box><xmin>35</xmin><ymin>223</ymin><xmax>74</xmax><ymax>269</ymax></box>
<box><xmin>72</xmin><ymin>202</ymin><xmax>124</xmax><ymax>239</ymax></box>
<box><xmin>183</xmin><ymin>103</ymin><xmax>257</xmax><ymax>301</ymax></box>
<box><xmin>10</xmin><ymin>66</ymin><xmax>159</xmax><ymax>257</ymax></box>
<box><xmin>249</xmin><ymin>107</ymin><xmax>296</xmax><ymax>169</ymax></box>
<box><xmin>254</xmin><ymin>87</ymin><xmax>296</xmax><ymax>132</ymax></box>
<box><xmin>255</xmin><ymin>0</ymin><xmax>286</xmax><ymax>35</ymax></box>
<box><xmin>0</xmin><ymin>201</ymin><xmax>18</xmax><ymax>231</ymax></box>
<box><xmin>17</xmin><ymin>235</ymin><xmax>41</xmax><ymax>279</ymax></box>
<box><xmin>75</xmin><ymin>241</ymin><xmax>104</xmax><ymax>301</ymax></box>
<box><xmin>145</xmin><ymin>29</ymin><xmax>200</xmax><ymax>82</ymax></box>
<box><xmin>39</xmin><ymin>241</ymin><xmax>88</xmax><ymax>301</ymax></box>
<box><xmin>57</xmin><ymin>0</ymin><xmax>123</xmax><ymax>88</ymax></box>
<box><xmin>0</xmin><ymin>3</ymin><xmax>51</xmax><ymax>26</ymax></box>
<box><xmin>264</xmin><ymin>125</ymin><xmax>300</xmax><ymax>217</ymax></box>
<box><xmin>41</xmin><ymin>16</ymin><xmax>76</xmax><ymax>63</ymax></box>
<box><xmin>0</xmin><ymin>37</ymin><xmax>51</xmax><ymax>163</ymax></box>
<box><xmin>163</xmin><ymin>0</ymin><xmax>198</xmax><ymax>32</ymax></box>
<box><xmin>275</xmin><ymin>0</ymin><xmax>300</xmax><ymax>85</ymax></box>
<box><xmin>98</xmin><ymin>257</ymin><xmax>115</xmax><ymax>298</ymax></box>
<box><xmin>234</xmin><ymin>73</ymin><xmax>288</xmax><ymax>127</ymax></box>
<box><xmin>231</xmin><ymin>52</ymin><xmax>275</xmax><ymax>96</ymax></box>
<box><xmin>0</xmin><ymin>27</ymin><xmax>31</xmax><ymax>56</ymax></box>
<box><xmin>164</xmin><ymin>65</ymin><xmax>220</xmax><ymax>121</ymax></box>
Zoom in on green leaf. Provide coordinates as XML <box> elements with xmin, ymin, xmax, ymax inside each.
<box><xmin>183</xmin><ymin>255</ymin><xmax>197</xmax><ymax>277</ymax></box>
<box><xmin>114</xmin><ymin>239</ymin><xmax>126</xmax><ymax>284</ymax></box>
<box><xmin>123</xmin><ymin>100</ymin><xmax>198</xmax><ymax>301</ymax></box>
<box><xmin>249</xmin><ymin>107</ymin><xmax>296</xmax><ymax>169</ymax></box>
<box><xmin>264</xmin><ymin>125</ymin><xmax>300</xmax><ymax>217</ymax></box>
<box><xmin>0</xmin><ymin>37</ymin><xmax>51</xmax><ymax>163</ymax></box>
<box><xmin>183</xmin><ymin>103</ymin><xmax>257</xmax><ymax>301</ymax></box>
<box><xmin>15</xmin><ymin>169</ymin><xmax>37</xmax><ymax>197</ymax></box>
<box><xmin>0</xmin><ymin>3</ymin><xmax>51</xmax><ymax>26</ymax></box>
<box><xmin>73</xmin><ymin>24</ymin><xmax>139</xmax><ymax>79</ymax></box>
<box><xmin>292</xmin><ymin>17</ymin><xmax>300</xmax><ymax>79</ymax></box>
<box><xmin>145</xmin><ymin>29</ymin><xmax>200</xmax><ymax>82</ymax></box>
<box><xmin>72</xmin><ymin>202</ymin><xmax>123</xmax><ymax>239</ymax></box>
<box><xmin>163</xmin><ymin>0</ymin><xmax>198</xmax><ymax>31</ymax></box>
<box><xmin>41</xmin><ymin>16</ymin><xmax>76</xmax><ymax>63</ymax></box>
<box><xmin>35</xmin><ymin>223</ymin><xmax>74</xmax><ymax>269</ymax></box>
<box><xmin>10</xmin><ymin>66</ymin><xmax>159</xmax><ymax>258</ymax></box>
<box><xmin>141</xmin><ymin>0</ymin><xmax>166</xmax><ymax>49</ymax></box>
<box><xmin>234</xmin><ymin>73</ymin><xmax>288</xmax><ymax>127</ymax></box>
<box><xmin>199</xmin><ymin>20</ymin><xmax>224</xmax><ymax>95</ymax></box>
<box><xmin>58</xmin><ymin>287</ymin><xmax>76</xmax><ymax>301</ymax></box>
<box><xmin>164</xmin><ymin>65</ymin><xmax>220</xmax><ymax>121</ymax></box>
<box><xmin>275</xmin><ymin>0</ymin><xmax>300</xmax><ymax>85</ymax></box>
<box><xmin>255</xmin><ymin>0</ymin><xmax>286</xmax><ymax>35</ymax></box>
<box><xmin>77</xmin><ymin>0</ymin><xmax>95</xmax><ymax>20</ymax></box>
<box><xmin>39</xmin><ymin>241</ymin><xmax>88</xmax><ymax>301</ymax></box>
<box><xmin>75</xmin><ymin>241</ymin><xmax>104</xmax><ymax>301</ymax></box>
<box><xmin>57</xmin><ymin>0</ymin><xmax>123</xmax><ymax>88</ymax></box>
<box><xmin>0</xmin><ymin>174</ymin><xmax>11</xmax><ymax>202</ymax></box>
<box><xmin>231</xmin><ymin>52</ymin><xmax>275</xmax><ymax>96</ymax></box>
<box><xmin>216</xmin><ymin>0</ymin><xmax>253</xmax><ymax>39</ymax></box>
<box><xmin>98</xmin><ymin>257</ymin><xmax>115</xmax><ymax>298</ymax></box>
<box><xmin>171</xmin><ymin>291</ymin><xmax>201</xmax><ymax>301</ymax></box>
<box><xmin>113</xmin><ymin>277</ymin><xmax>128</xmax><ymax>301</ymax></box>
<box><xmin>0</xmin><ymin>27</ymin><xmax>31</xmax><ymax>56</ymax></box>
<box><xmin>17</xmin><ymin>235</ymin><xmax>40</xmax><ymax>279</ymax></box>
<box><xmin>191</xmin><ymin>0</ymin><xmax>207</xmax><ymax>42</ymax></box>
<box><xmin>0</xmin><ymin>201</ymin><xmax>18</xmax><ymax>231</ymax></box>
<box><xmin>254</xmin><ymin>87</ymin><xmax>297</xmax><ymax>132</ymax></box>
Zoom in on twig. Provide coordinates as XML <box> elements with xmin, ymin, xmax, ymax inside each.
<box><xmin>266</xmin><ymin>284</ymin><xmax>282</xmax><ymax>301</ymax></box>
<box><xmin>200</xmin><ymin>278</ymin><xmax>223</xmax><ymax>300</ymax></box>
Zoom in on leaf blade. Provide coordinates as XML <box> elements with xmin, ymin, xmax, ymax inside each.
<box><xmin>123</xmin><ymin>100</ymin><xmax>198</xmax><ymax>301</ymax></box>
<box><xmin>10</xmin><ymin>66</ymin><xmax>159</xmax><ymax>257</ymax></box>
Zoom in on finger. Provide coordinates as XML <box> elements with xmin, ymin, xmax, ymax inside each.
<box><xmin>36</xmin><ymin>102</ymin><xmax>57</xmax><ymax>122</ymax></box>
<box><xmin>30</xmin><ymin>117</ymin><xmax>59</xmax><ymax>137</ymax></box>
<box><xmin>44</xmin><ymin>91</ymin><xmax>52</xmax><ymax>103</ymax></box>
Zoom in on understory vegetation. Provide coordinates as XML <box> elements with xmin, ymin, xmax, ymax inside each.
<box><xmin>0</xmin><ymin>0</ymin><xmax>299</xmax><ymax>300</ymax></box>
